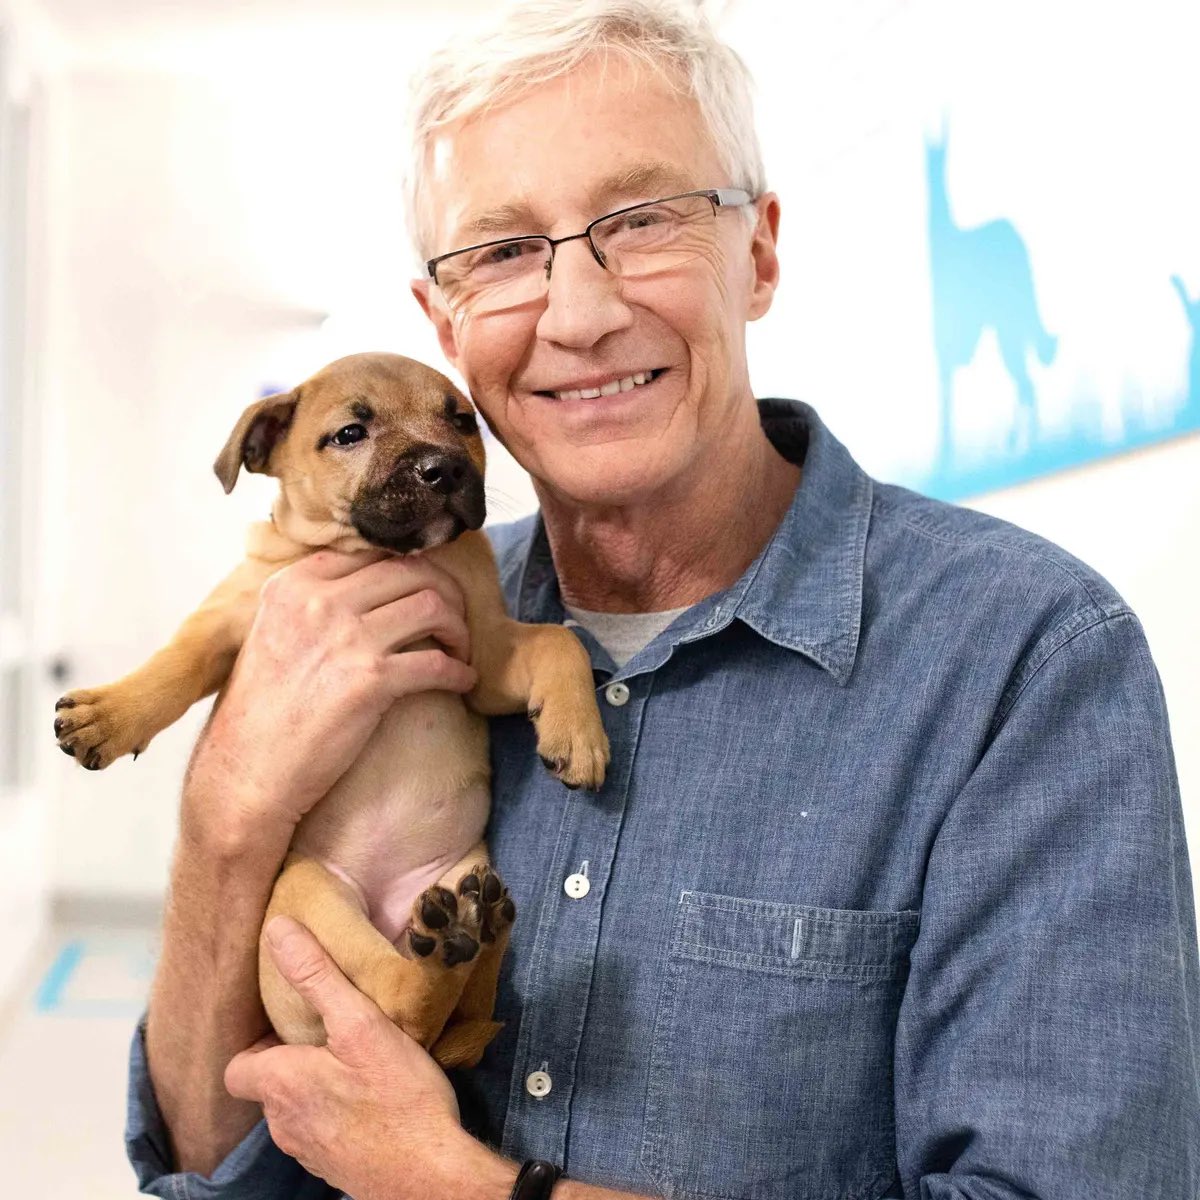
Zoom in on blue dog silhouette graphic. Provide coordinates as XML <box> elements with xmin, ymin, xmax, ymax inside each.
<box><xmin>1171</xmin><ymin>275</ymin><xmax>1199</xmax><ymax>414</ymax></box>
<box><xmin>926</xmin><ymin>133</ymin><xmax>1057</xmax><ymax>465</ymax></box>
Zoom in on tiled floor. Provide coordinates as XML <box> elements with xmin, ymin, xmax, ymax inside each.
<box><xmin>0</xmin><ymin>924</ymin><xmax>160</xmax><ymax>1197</ymax></box>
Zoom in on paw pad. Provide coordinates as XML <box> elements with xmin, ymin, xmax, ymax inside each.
<box><xmin>458</xmin><ymin>864</ymin><xmax>515</xmax><ymax>945</ymax></box>
<box><xmin>409</xmin><ymin>883</ymin><xmax>480</xmax><ymax>968</ymax></box>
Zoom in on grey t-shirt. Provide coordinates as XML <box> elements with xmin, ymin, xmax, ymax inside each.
<box><xmin>563</xmin><ymin>603</ymin><xmax>692</xmax><ymax>668</ymax></box>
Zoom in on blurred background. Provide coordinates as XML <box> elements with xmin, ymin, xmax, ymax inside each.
<box><xmin>0</xmin><ymin>0</ymin><xmax>1196</xmax><ymax>1192</ymax></box>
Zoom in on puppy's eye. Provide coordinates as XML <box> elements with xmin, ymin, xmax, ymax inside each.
<box><xmin>449</xmin><ymin>411</ymin><xmax>479</xmax><ymax>435</ymax></box>
<box><xmin>330</xmin><ymin>423</ymin><xmax>368</xmax><ymax>447</ymax></box>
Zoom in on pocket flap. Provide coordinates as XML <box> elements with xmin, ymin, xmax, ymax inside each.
<box><xmin>675</xmin><ymin>890</ymin><xmax>920</xmax><ymax>981</ymax></box>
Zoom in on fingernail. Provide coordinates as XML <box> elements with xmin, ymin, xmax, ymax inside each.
<box><xmin>266</xmin><ymin>916</ymin><xmax>291</xmax><ymax>948</ymax></box>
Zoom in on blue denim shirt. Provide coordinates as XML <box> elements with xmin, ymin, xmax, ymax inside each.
<box><xmin>127</xmin><ymin>399</ymin><xmax>1200</xmax><ymax>1199</ymax></box>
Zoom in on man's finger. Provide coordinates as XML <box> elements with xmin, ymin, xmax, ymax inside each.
<box><xmin>225</xmin><ymin>1038</ymin><xmax>328</xmax><ymax>1104</ymax></box>
<box><xmin>332</xmin><ymin>555</ymin><xmax>467</xmax><ymax>618</ymax></box>
<box><xmin>224</xmin><ymin>1042</ymin><xmax>279</xmax><ymax>1102</ymax></box>
<box><xmin>264</xmin><ymin>915</ymin><xmax>377</xmax><ymax>1042</ymax></box>
<box><xmin>242</xmin><ymin>1032</ymin><xmax>284</xmax><ymax>1055</ymax></box>
<box><xmin>295</xmin><ymin>547</ymin><xmax>389</xmax><ymax>581</ymax></box>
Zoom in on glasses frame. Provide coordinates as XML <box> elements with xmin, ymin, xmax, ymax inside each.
<box><xmin>425</xmin><ymin>187</ymin><xmax>755</xmax><ymax>301</ymax></box>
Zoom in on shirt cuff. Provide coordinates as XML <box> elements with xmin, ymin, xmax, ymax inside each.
<box><xmin>125</xmin><ymin>1011</ymin><xmax>336</xmax><ymax>1199</ymax></box>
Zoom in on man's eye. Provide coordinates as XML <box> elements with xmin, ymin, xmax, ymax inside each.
<box><xmin>330</xmin><ymin>423</ymin><xmax>368</xmax><ymax>446</ymax></box>
<box><xmin>475</xmin><ymin>241</ymin><xmax>542</xmax><ymax>270</ymax></box>
<box><xmin>614</xmin><ymin>206</ymin><xmax>672</xmax><ymax>233</ymax></box>
<box><xmin>483</xmin><ymin>243</ymin><xmax>524</xmax><ymax>264</ymax></box>
<box><xmin>450</xmin><ymin>411</ymin><xmax>479</xmax><ymax>435</ymax></box>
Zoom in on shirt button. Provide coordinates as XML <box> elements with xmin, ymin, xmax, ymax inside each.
<box><xmin>605</xmin><ymin>682</ymin><xmax>630</xmax><ymax>707</ymax></box>
<box><xmin>525</xmin><ymin>1069</ymin><xmax>552</xmax><ymax>1098</ymax></box>
<box><xmin>564</xmin><ymin>873</ymin><xmax>591</xmax><ymax>899</ymax></box>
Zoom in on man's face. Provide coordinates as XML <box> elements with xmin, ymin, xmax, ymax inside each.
<box><xmin>412</xmin><ymin>52</ymin><xmax>780</xmax><ymax>508</ymax></box>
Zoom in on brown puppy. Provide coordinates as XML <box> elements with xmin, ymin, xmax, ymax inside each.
<box><xmin>52</xmin><ymin>351</ymin><xmax>609</xmax><ymax>1068</ymax></box>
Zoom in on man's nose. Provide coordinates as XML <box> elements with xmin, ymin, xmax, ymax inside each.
<box><xmin>535</xmin><ymin>238</ymin><xmax>633</xmax><ymax>348</ymax></box>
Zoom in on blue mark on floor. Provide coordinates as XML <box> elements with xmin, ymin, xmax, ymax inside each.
<box><xmin>32</xmin><ymin>937</ymin><xmax>156</xmax><ymax>1018</ymax></box>
<box><xmin>33</xmin><ymin>940</ymin><xmax>86</xmax><ymax>1013</ymax></box>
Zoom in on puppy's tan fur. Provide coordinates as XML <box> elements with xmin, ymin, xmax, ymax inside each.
<box><xmin>54</xmin><ymin>352</ymin><xmax>609</xmax><ymax>1067</ymax></box>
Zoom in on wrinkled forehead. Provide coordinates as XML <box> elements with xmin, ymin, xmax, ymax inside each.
<box><xmin>421</xmin><ymin>53</ymin><xmax>721</xmax><ymax>254</ymax></box>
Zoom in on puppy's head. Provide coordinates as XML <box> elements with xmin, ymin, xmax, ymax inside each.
<box><xmin>214</xmin><ymin>352</ymin><xmax>486</xmax><ymax>553</ymax></box>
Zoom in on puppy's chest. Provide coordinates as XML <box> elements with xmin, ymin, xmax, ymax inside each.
<box><xmin>291</xmin><ymin>690</ymin><xmax>491</xmax><ymax>884</ymax></box>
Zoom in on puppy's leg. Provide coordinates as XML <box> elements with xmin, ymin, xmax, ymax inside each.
<box><xmin>432</xmin><ymin>532</ymin><xmax>610</xmax><ymax>790</ymax></box>
<box><xmin>261</xmin><ymin>853</ymin><xmax>477</xmax><ymax>1050</ymax></box>
<box><xmin>54</xmin><ymin>559</ymin><xmax>273</xmax><ymax>769</ymax></box>
<box><xmin>429</xmin><ymin>847</ymin><xmax>516</xmax><ymax>1070</ymax></box>
<box><xmin>474</xmin><ymin>619</ymin><xmax>610</xmax><ymax>791</ymax></box>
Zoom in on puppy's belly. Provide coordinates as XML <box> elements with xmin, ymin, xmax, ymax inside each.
<box><xmin>290</xmin><ymin>689</ymin><xmax>491</xmax><ymax>944</ymax></box>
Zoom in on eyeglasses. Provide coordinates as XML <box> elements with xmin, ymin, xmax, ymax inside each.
<box><xmin>426</xmin><ymin>188</ymin><xmax>754</xmax><ymax>315</ymax></box>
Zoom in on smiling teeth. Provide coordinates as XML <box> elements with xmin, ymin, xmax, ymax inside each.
<box><xmin>553</xmin><ymin>371</ymin><xmax>655</xmax><ymax>401</ymax></box>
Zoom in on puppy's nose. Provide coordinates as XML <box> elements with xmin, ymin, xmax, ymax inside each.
<box><xmin>413</xmin><ymin>452</ymin><xmax>468</xmax><ymax>495</ymax></box>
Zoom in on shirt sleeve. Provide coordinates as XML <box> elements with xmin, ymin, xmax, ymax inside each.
<box><xmin>125</xmin><ymin>1012</ymin><xmax>339</xmax><ymax>1199</ymax></box>
<box><xmin>893</xmin><ymin>610</ymin><xmax>1200</xmax><ymax>1199</ymax></box>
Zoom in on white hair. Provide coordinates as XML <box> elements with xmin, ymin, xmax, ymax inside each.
<box><xmin>403</xmin><ymin>0</ymin><xmax>767</xmax><ymax>269</ymax></box>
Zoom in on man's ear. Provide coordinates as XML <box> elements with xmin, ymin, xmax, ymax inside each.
<box><xmin>747</xmin><ymin>193</ymin><xmax>781</xmax><ymax>323</ymax></box>
<box><xmin>213</xmin><ymin>389</ymin><xmax>299</xmax><ymax>494</ymax></box>
<box><xmin>411</xmin><ymin>279</ymin><xmax>460</xmax><ymax>368</ymax></box>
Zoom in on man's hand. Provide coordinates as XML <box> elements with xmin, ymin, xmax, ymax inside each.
<box><xmin>224</xmin><ymin>915</ymin><xmax>510</xmax><ymax>1200</ymax></box>
<box><xmin>184</xmin><ymin>549</ymin><xmax>478</xmax><ymax>851</ymax></box>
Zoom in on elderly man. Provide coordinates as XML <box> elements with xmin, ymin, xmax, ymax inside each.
<box><xmin>126</xmin><ymin>2</ymin><xmax>1200</xmax><ymax>1198</ymax></box>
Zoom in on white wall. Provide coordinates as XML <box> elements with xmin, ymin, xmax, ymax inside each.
<box><xmin>35</xmin><ymin>5</ymin><xmax>1199</xmax><ymax>916</ymax></box>
<box><xmin>0</xmin><ymin>0</ymin><xmax>64</xmax><ymax>1009</ymax></box>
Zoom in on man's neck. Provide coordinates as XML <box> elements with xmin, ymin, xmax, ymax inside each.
<box><xmin>537</xmin><ymin>409</ymin><xmax>802</xmax><ymax>613</ymax></box>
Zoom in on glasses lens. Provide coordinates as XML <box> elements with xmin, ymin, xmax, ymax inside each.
<box><xmin>435</xmin><ymin>237</ymin><xmax>550</xmax><ymax>313</ymax></box>
<box><xmin>592</xmin><ymin>194</ymin><xmax>716</xmax><ymax>279</ymax></box>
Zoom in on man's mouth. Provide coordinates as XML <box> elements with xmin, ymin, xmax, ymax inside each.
<box><xmin>535</xmin><ymin>367</ymin><xmax>668</xmax><ymax>401</ymax></box>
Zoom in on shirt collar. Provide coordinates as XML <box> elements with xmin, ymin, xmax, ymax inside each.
<box><xmin>513</xmin><ymin>398</ymin><xmax>873</xmax><ymax>687</ymax></box>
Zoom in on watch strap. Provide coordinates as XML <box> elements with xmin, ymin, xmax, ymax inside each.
<box><xmin>508</xmin><ymin>1159</ymin><xmax>562</xmax><ymax>1199</ymax></box>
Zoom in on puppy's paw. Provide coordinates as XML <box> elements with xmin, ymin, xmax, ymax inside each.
<box><xmin>430</xmin><ymin>1016</ymin><xmax>505</xmax><ymax>1070</ymax></box>
<box><xmin>457</xmin><ymin>863</ymin><xmax>515</xmax><ymax>945</ymax></box>
<box><xmin>406</xmin><ymin>885</ymin><xmax>482</xmax><ymax>968</ymax></box>
<box><xmin>531</xmin><ymin>700</ymin><xmax>611</xmax><ymax>792</ymax></box>
<box><xmin>53</xmin><ymin>686</ymin><xmax>154</xmax><ymax>770</ymax></box>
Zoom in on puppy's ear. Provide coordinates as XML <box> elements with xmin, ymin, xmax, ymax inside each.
<box><xmin>213</xmin><ymin>389</ymin><xmax>299</xmax><ymax>494</ymax></box>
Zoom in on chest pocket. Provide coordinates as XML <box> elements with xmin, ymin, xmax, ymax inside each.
<box><xmin>640</xmin><ymin>891</ymin><xmax>919</xmax><ymax>1200</ymax></box>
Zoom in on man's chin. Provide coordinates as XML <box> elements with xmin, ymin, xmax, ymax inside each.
<box><xmin>538</xmin><ymin>449</ymin><xmax>675</xmax><ymax>510</ymax></box>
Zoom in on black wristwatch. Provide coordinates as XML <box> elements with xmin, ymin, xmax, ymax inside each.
<box><xmin>508</xmin><ymin>1159</ymin><xmax>562</xmax><ymax>1199</ymax></box>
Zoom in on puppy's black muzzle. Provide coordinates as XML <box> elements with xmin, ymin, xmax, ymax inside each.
<box><xmin>350</xmin><ymin>443</ymin><xmax>485</xmax><ymax>553</ymax></box>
